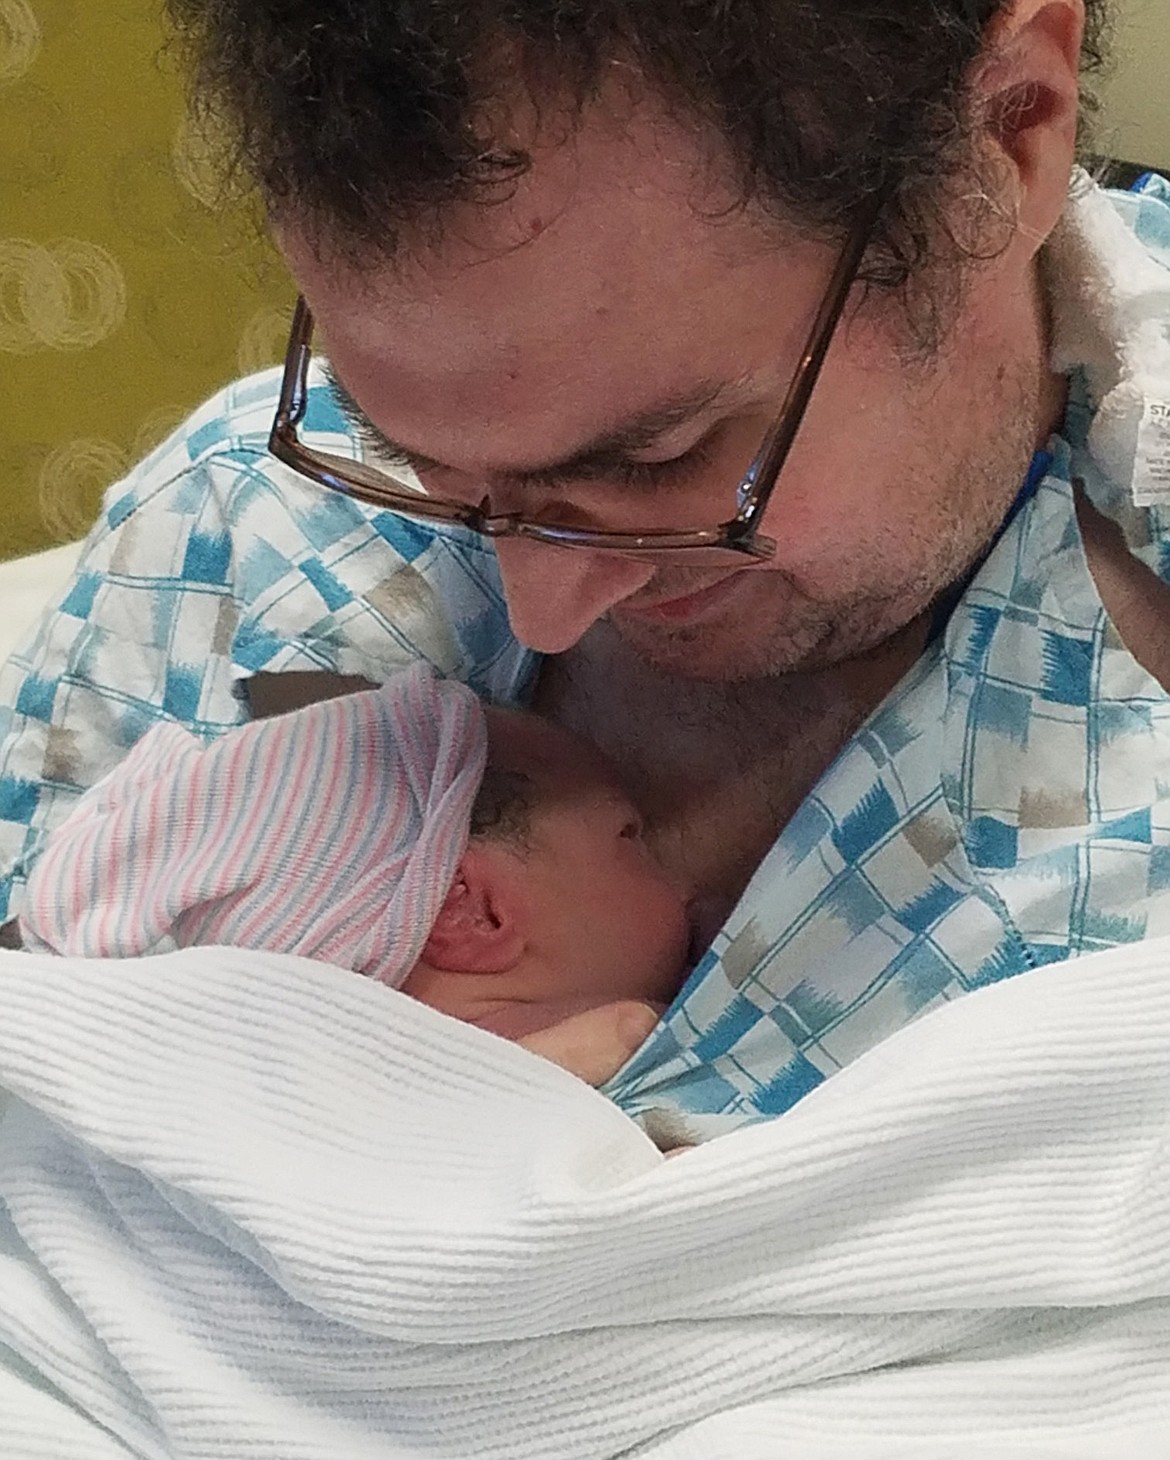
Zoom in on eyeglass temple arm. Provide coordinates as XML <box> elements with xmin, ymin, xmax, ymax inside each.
<box><xmin>273</xmin><ymin>296</ymin><xmax>316</xmax><ymax>434</ymax></box>
<box><xmin>733</xmin><ymin>196</ymin><xmax>884</xmax><ymax>537</ymax></box>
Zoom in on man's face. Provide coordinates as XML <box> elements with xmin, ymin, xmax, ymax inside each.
<box><xmin>280</xmin><ymin>87</ymin><xmax>1059</xmax><ymax>681</ymax></box>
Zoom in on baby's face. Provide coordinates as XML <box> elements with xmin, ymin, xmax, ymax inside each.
<box><xmin>520</xmin><ymin>780</ymin><xmax>691</xmax><ymax>1008</ymax></box>
<box><xmin>483</xmin><ymin>707</ymin><xmax>692</xmax><ymax>1012</ymax></box>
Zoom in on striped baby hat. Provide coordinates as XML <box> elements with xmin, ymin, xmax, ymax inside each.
<box><xmin>20</xmin><ymin>664</ymin><xmax>487</xmax><ymax>986</ymax></box>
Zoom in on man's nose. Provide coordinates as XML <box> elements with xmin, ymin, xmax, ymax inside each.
<box><xmin>492</xmin><ymin>537</ymin><xmax>654</xmax><ymax>653</ymax></box>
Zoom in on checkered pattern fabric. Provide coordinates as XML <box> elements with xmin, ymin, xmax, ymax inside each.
<box><xmin>0</xmin><ymin>369</ymin><xmax>536</xmax><ymax>922</ymax></box>
<box><xmin>607</xmin><ymin>433</ymin><xmax>1170</xmax><ymax>1132</ymax></box>
<box><xmin>2</xmin><ymin>179</ymin><xmax>1169</xmax><ymax>1136</ymax></box>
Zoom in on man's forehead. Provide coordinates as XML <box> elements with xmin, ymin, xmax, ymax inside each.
<box><xmin>278</xmin><ymin>87</ymin><xmax>824</xmax><ymax>474</ymax></box>
<box><xmin>279</xmin><ymin>76</ymin><xmax>800</xmax><ymax>319</ymax></box>
<box><xmin>287</xmin><ymin>214</ymin><xmax>819</xmax><ymax>480</ymax></box>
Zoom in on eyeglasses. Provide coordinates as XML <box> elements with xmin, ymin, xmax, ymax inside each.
<box><xmin>269</xmin><ymin>198</ymin><xmax>882</xmax><ymax>564</ymax></box>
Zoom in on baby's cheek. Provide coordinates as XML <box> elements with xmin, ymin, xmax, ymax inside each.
<box><xmin>633</xmin><ymin>884</ymin><xmax>692</xmax><ymax>1001</ymax></box>
<box><xmin>660</xmin><ymin>874</ymin><xmax>694</xmax><ymax>945</ymax></box>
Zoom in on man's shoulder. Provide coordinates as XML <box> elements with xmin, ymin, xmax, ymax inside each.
<box><xmin>93</xmin><ymin>364</ymin><xmax>375</xmax><ymax>550</ymax></box>
<box><xmin>27</xmin><ymin>364</ymin><xmax>530</xmax><ymax>701</ymax></box>
<box><xmin>78</xmin><ymin>364</ymin><xmax>500</xmax><ymax>613</ymax></box>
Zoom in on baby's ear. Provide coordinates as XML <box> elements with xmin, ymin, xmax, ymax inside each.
<box><xmin>421</xmin><ymin>844</ymin><xmax>526</xmax><ymax>974</ymax></box>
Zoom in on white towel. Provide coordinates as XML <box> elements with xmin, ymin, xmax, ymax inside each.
<box><xmin>1</xmin><ymin>935</ymin><xmax>1169</xmax><ymax>1458</ymax></box>
<box><xmin>1048</xmin><ymin>168</ymin><xmax>1170</xmax><ymax>505</ymax></box>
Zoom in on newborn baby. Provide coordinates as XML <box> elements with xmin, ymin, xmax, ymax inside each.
<box><xmin>18</xmin><ymin>664</ymin><xmax>692</xmax><ymax>1085</ymax></box>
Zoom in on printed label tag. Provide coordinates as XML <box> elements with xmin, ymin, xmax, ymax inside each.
<box><xmin>1132</xmin><ymin>399</ymin><xmax>1170</xmax><ymax>506</ymax></box>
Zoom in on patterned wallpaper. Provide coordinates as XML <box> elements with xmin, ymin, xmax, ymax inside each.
<box><xmin>1</xmin><ymin>0</ymin><xmax>292</xmax><ymax>561</ymax></box>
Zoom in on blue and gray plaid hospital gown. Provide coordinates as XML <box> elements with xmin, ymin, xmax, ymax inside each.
<box><xmin>3</xmin><ymin>176</ymin><xmax>1170</xmax><ymax>1135</ymax></box>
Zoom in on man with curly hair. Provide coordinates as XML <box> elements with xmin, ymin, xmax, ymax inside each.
<box><xmin>4</xmin><ymin>0</ymin><xmax>1170</xmax><ymax>1127</ymax></box>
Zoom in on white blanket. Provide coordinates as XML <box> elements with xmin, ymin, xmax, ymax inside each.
<box><xmin>1</xmin><ymin>940</ymin><xmax>1169</xmax><ymax>1460</ymax></box>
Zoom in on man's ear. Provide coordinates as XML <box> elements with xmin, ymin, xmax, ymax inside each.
<box><xmin>421</xmin><ymin>844</ymin><xmax>526</xmax><ymax>974</ymax></box>
<box><xmin>975</xmin><ymin>0</ymin><xmax>1084</xmax><ymax>251</ymax></box>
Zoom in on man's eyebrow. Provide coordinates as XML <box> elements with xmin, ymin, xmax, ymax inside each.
<box><xmin>323</xmin><ymin>365</ymin><xmax>441</xmax><ymax>467</ymax></box>
<box><xmin>323</xmin><ymin>363</ymin><xmax>733</xmax><ymax>482</ymax></box>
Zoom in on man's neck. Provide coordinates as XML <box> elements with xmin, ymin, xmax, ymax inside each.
<box><xmin>1036</xmin><ymin>367</ymin><xmax>1070</xmax><ymax>449</ymax></box>
<box><xmin>533</xmin><ymin>612</ymin><xmax>929</xmax><ymax>918</ymax></box>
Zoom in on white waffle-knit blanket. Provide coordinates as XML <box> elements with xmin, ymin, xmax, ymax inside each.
<box><xmin>1</xmin><ymin>940</ymin><xmax>1169</xmax><ymax>1459</ymax></box>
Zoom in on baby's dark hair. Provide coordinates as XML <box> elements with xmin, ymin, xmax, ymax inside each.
<box><xmin>468</xmin><ymin>764</ymin><xmax>540</xmax><ymax>851</ymax></box>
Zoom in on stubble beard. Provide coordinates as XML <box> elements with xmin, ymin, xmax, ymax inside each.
<box><xmin>608</xmin><ymin>395</ymin><xmax>1043</xmax><ymax>684</ymax></box>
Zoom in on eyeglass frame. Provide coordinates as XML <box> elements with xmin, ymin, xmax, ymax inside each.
<box><xmin>268</xmin><ymin>194</ymin><xmax>884</xmax><ymax>562</ymax></box>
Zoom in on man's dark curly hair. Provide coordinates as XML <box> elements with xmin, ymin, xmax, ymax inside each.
<box><xmin>166</xmin><ymin>0</ymin><xmax>1111</xmax><ymax>288</ymax></box>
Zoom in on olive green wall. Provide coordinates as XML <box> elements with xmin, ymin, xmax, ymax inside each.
<box><xmin>0</xmin><ymin>1</ymin><xmax>1167</xmax><ymax>563</ymax></box>
<box><xmin>1100</xmin><ymin>0</ymin><xmax>1170</xmax><ymax>170</ymax></box>
<box><xmin>1</xmin><ymin>0</ymin><xmax>291</xmax><ymax>561</ymax></box>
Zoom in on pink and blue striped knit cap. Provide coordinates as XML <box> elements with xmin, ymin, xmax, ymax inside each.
<box><xmin>20</xmin><ymin>664</ymin><xmax>487</xmax><ymax>985</ymax></box>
